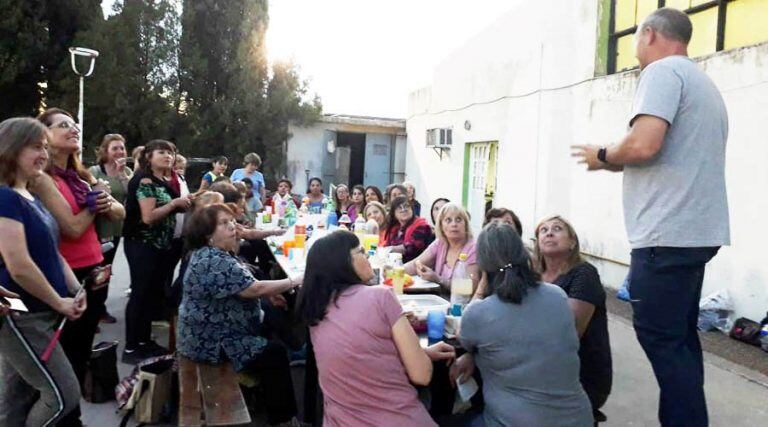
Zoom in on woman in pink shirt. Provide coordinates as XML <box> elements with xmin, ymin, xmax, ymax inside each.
<box><xmin>405</xmin><ymin>202</ymin><xmax>481</xmax><ymax>297</ymax></box>
<box><xmin>298</xmin><ymin>230</ymin><xmax>455</xmax><ymax>427</ymax></box>
<box><xmin>34</xmin><ymin>108</ymin><xmax>125</xmax><ymax>426</ymax></box>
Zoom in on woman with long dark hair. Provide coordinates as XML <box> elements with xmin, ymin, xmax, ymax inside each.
<box><xmin>346</xmin><ymin>184</ymin><xmax>366</xmax><ymax>223</ymax></box>
<box><xmin>305</xmin><ymin>177</ymin><xmax>326</xmax><ymax>214</ymax></box>
<box><xmin>122</xmin><ymin>139</ymin><xmax>191</xmax><ymax>363</ymax></box>
<box><xmin>452</xmin><ymin>223</ymin><xmax>593</xmax><ymax>426</ymax></box>
<box><xmin>298</xmin><ymin>230</ymin><xmax>454</xmax><ymax>426</ymax></box>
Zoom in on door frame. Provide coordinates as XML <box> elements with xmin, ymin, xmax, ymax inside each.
<box><xmin>462</xmin><ymin>141</ymin><xmax>499</xmax><ymax>219</ymax></box>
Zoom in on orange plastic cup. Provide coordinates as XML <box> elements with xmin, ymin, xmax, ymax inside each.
<box><xmin>294</xmin><ymin>234</ymin><xmax>306</xmax><ymax>249</ymax></box>
<box><xmin>283</xmin><ymin>240</ymin><xmax>295</xmax><ymax>257</ymax></box>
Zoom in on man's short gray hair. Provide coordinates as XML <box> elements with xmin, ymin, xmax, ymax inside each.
<box><xmin>641</xmin><ymin>7</ymin><xmax>693</xmax><ymax>44</ymax></box>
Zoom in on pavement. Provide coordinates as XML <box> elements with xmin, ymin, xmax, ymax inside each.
<box><xmin>79</xmin><ymin>246</ymin><xmax>768</xmax><ymax>426</ymax></box>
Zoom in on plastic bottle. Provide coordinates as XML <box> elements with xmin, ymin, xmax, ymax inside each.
<box><xmin>338</xmin><ymin>211</ymin><xmax>352</xmax><ymax>230</ymax></box>
<box><xmin>278</xmin><ymin>200</ymin><xmax>287</xmax><ymax>218</ymax></box>
<box><xmin>392</xmin><ymin>255</ymin><xmax>405</xmax><ymax>295</ymax></box>
<box><xmin>450</xmin><ymin>253</ymin><xmax>473</xmax><ymax>314</ymax></box>
<box><xmin>365</xmin><ymin>219</ymin><xmax>379</xmax><ymax>236</ymax></box>
<box><xmin>368</xmin><ymin>247</ymin><xmax>381</xmax><ymax>285</ymax></box>
<box><xmin>326</xmin><ymin>210</ymin><xmax>338</xmax><ymax>228</ymax></box>
<box><xmin>354</xmin><ymin>215</ymin><xmax>367</xmax><ymax>233</ymax></box>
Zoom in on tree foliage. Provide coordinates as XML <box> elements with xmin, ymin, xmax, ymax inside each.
<box><xmin>0</xmin><ymin>0</ymin><xmax>321</xmax><ymax>178</ymax></box>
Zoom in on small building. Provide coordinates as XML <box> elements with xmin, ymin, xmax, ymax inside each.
<box><xmin>285</xmin><ymin>114</ymin><xmax>406</xmax><ymax>194</ymax></box>
<box><xmin>405</xmin><ymin>0</ymin><xmax>768</xmax><ymax>320</ymax></box>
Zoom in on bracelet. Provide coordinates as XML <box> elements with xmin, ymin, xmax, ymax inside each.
<box><xmin>597</xmin><ymin>147</ymin><xmax>608</xmax><ymax>163</ymax></box>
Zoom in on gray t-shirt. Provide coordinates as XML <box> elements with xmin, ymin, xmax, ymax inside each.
<box><xmin>623</xmin><ymin>55</ymin><xmax>730</xmax><ymax>248</ymax></box>
<box><xmin>460</xmin><ymin>284</ymin><xmax>593</xmax><ymax>427</ymax></box>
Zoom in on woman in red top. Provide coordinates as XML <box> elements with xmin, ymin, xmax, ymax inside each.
<box><xmin>383</xmin><ymin>196</ymin><xmax>434</xmax><ymax>263</ymax></box>
<box><xmin>35</xmin><ymin>108</ymin><xmax>125</xmax><ymax>427</ymax></box>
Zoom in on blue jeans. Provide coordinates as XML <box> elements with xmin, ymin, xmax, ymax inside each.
<box><xmin>629</xmin><ymin>247</ymin><xmax>719</xmax><ymax>427</ymax></box>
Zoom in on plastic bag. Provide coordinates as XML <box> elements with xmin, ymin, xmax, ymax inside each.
<box><xmin>616</xmin><ymin>276</ymin><xmax>630</xmax><ymax>302</ymax></box>
<box><xmin>698</xmin><ymin>290</ymin><xmax>733</xmax><ymax>333</ymax></box>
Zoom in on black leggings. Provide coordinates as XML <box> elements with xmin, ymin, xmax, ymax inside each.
<box><xmin>242</xmin><ymin>341</ymin><xmax>298</xmax><ymax>425</ymax></box>
<box><xmin>124</xmin><ymin>240</ymin><xmax>170</xmax><ymax>349</ymax></box>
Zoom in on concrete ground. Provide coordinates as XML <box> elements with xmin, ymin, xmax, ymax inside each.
<box><xmin>80</xmin><ymin>246</ymin><xmax>768</xmax><ymax>426</ymax></box>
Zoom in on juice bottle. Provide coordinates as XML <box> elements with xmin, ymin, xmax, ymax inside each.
<box><xmin>450</xmin><ymin>253</ymin><xmax>473</xmax><ymax>314</ymax></box>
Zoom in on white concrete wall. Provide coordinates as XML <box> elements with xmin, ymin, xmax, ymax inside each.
<box><xmin>406</xmin><ymin>0</ymin><xmax>768</xmax><ymax>320</ymax></box>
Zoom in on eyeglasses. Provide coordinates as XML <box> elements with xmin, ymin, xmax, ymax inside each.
<box><xmin>49</xmin><ymin>121</ymin><xmax>80</xmax><ymax>131</ymax></box>
<box><xmin>217</xmin><ymin>219</ymin><xmax>237</xmax><ymax>231</ymax></box>
<box><xmin>350</xmin><ymin>247</ymin><xmax>366</xmax><ymax>256</ymax></box>
<box><xmin>396</xmin><ymin>205</ymin><xmax>412</xmax><ymax>213</ymax></box>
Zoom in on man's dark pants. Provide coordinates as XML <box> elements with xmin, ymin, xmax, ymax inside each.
<box><xmin>629</xmin><ymin>246</ymin><xmax>719</xmax><ymax>427</ymax></box>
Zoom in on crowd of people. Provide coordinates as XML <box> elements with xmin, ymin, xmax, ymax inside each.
<box><xmin>0</xmin><ymin>8</ymin><xmax>730</xmax><ymax>427</ymax></box>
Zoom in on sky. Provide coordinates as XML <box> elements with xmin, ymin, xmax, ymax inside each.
<box><xmin>103</xmin><ymin>0</ymin><xmax>519</xmax><ymax>118</ymax></box>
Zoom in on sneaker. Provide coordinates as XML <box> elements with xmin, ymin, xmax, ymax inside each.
<box><xmin>100</xmin><ymin>313</ymin><xmax>117</xmax><ymax>324</ymax></box>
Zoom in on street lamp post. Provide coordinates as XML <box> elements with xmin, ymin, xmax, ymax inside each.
<box><xmin>68</xmin><ymin>47</ymin><xmax>99</xmax><ymax>151</ymax></box>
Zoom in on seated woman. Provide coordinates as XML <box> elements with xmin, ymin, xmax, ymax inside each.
<box><xmin>385</xmin><ymin>183</ymin><xmax>407</xmax><ymax>205</ymax></box>
<box><xmin>429</xmin><ymin>198</ymin><xmax>449</xmax><ymax>226</ymax></box>
<box><xmin>402</xmin><ymin>181</ymin><xmax>421</xmax><ymax>217</ymax></box>
<box><xmin>346</xmin><ymin>184</ymin><xmax>366</xmax><ymax>223</ymax></box>
<box><xmin>383</xmin><ymin>196</ymin><xmax>433</xmax><ymax>263</ymax></box>
<box><xmin>305</xmin><ymin>177</ymin><xmax>327</xmax><ymax>214</ymax></box>
<box><xmin>297</xmin><ymin>230</ymin><xmax>455</xmax><ymax>427</ymax></box>
<box><xmin>177</xmin><ymin>204</ymin><xmax>301</xmax><ymax>426</ymax></box>
<box><xmin>267</xmin><ymin>178</ymin><xmax>300</xmax><ymax>210</ymax></box>
<box><xmin>333</xmin><ymin>183</ymin><xmax>352</xmax><ymax>217</ymax></box>
<box><xmin>483</xmin><ymin>207</ymin><xmax>523</xmax><ymax>235</ymax></box>
<box><xmin>404</xmin><ymin>202</ymin><xmax>479</xmax><ymax>296</ymax></box>
<box><xmin>534</xmin><ymin>215</ymin><xmax>612</xmax><ymax>422</ymax></box>
<box><xmin>364</xmin><ymin>185</ymin><xmax>384</xmax><ymax>205</ymax></box>
<box><xmin>453</xmin><ymin>223</ymin><xmax>593</xmax><ymax>426</ymax></box>
<box><xmin>363</xmin><ymin>201</ymin><xmax>388</xmax><ymax>245</ymax></box>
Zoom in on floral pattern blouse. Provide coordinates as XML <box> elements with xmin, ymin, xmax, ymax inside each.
<box><xmin>177</xmin><ymin>246</ymin><xmax>266</xmax><ymax>372</ymax></box>
<box><xmin>135</xmin><ymin>179</ymin><xmax>176</xmax><ymax>249</ymax></box>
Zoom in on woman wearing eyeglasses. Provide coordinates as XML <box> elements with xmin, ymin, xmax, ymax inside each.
<box><xmin>33</xmin><ymin>108</ymin><xmax>125</xmax><ymax>427</ymax></box>
<box><xmin>178</xmin><ymin>204</ymin><xmax>302</xmax><ymax>426</ymax></box>
<box><xmin>383</xmin><ymin>196</ymin><xmax>434</xmax><ymax>263</ymax></box>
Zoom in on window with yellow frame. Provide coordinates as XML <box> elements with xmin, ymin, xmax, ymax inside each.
<box><xmin>608</xmin><ymin>0</ymin><xmax>768</xmax><ymax>73</ymax></box>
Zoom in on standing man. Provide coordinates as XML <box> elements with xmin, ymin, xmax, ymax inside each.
<box><xmin>572</xmin><ymin>8</ymin><xmax>729</xmax><ymax>426</ymax></box>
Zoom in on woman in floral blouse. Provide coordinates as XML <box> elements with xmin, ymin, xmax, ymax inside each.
<box><xmin>383</xmin><ymin>196</ymin><xmax>434</xmax><ymax>263</ymax></box>
<box><xmin>122</xmin><ymin>140</ymin><xmax>191</xmax><ymax>363</ymax></box>
<box><xmin>178</xmin><ymin>204</ymin><xmax>302</xmax><ymax>426</ymax></box>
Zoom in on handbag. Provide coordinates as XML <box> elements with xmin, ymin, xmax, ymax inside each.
<box><xmin>84</xmin><ymin>341</ymin><xmax>119</xmax><ymax>403</ymax></box>
<box><xmin>729</xmin><ymin>317</ymin><xmax>764</xmax><ymax>346</ymax></box>
<box><xmin>119</xmin><ymin>356</ymin><xmax>176</xmax><ymax>426</ymax></box>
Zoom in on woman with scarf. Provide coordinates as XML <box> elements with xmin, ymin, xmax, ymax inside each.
<box><xmin>33</xmin><ymin>108</ymin><xmax>125</xmax><ymax>426</ymax></box>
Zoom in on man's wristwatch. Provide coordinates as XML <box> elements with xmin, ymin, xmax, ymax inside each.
<box><xmin>597</xmin><ymin>147</ymin><xmax>608</xmax><ymax>163</ymax></box>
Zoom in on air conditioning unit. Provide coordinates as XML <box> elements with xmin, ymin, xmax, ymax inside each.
<box><xmin>426</xmin><ymin>128</ymin><xmax>452</xmax><ymax>148</ymax></box>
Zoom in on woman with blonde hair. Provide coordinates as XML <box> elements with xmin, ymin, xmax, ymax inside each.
<box><xmin>404</xmin><ymin>202</ymin><xmax>479</xmax><ymax>296</ymax></box>
<box><xmin>534</xmin><ymin>215</ymin><xmax>612</xmax><ymax>423</ymax></box>
<box><xmin>364</xmin><ymin>201</ymin><xmax>388</xmax><ymax>245</ymax></box>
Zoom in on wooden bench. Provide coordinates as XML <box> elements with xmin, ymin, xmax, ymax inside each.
<box><xmin>178</xmin><ymin>355</ymin><xmax>251</xmax><ymax>426</ymax></box>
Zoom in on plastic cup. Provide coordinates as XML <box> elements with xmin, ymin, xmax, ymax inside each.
<box><xmin>294</xmin><ymin>234</ymin><xmax>306</xmax><ymax>249</ymax></box>
<box><xmin>86</xmin><ymin>190</ymin><xmax>103</xmax><ymax>213</ymax></box>
<box><xmin>427</xmin><ymin>310</ymin><xmax>447</xmax><ymax>342</ymax></box>
<box><xmin>283</xmin><ymin>240</ymin><xmax>295</xmax><ymax>257</ymax></box>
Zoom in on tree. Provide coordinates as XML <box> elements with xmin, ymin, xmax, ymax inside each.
<box><xmin>0</xmin><ymin>0</ymin><xmax>51</xmax><ymax>118</ymax></box>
